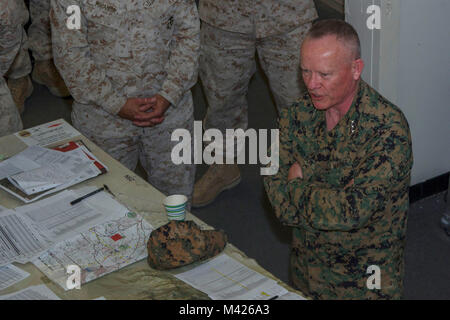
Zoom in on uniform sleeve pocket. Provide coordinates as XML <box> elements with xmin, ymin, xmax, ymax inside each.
<box><xmin>83</xmin><ymin>0</ymin><xmax>122</xmax><ymax>30</ymax></box>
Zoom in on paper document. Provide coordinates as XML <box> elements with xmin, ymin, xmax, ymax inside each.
<box><xmin>0</xmin><ymin>210</ymin><xmax>50</xmax><ymax>267</ymax></box>
<box><xmin>0</xmin><ymin>188</ymin><xmax>126</xmax><ymax>267</ymax></box>
<box><xmin>174</xmin><ymin>254</ymin><xmax>288</xmax><ymax>300</ymax></box>
<box><xmin>7</xmin><ymin>146</ymin><xmax>95</xmax><ymax>194</ymax></box>
<box><xmin>0</xmin><ymin>264</ymin><xmax>30</xmax><ymax>290</ymax></box>
<box><xmin>0</xmin><ymin>154</ymin><xmax>41</xmax><ymax>180</ymax></box>
<box><xmin>10</xmin><ymin>145</ymin><xmax>86</xmax><ymax>167</ymax></box>
<box><xmin>0</xmin><ymin>284</ymin><xmax>61</xmax><ymax>300</ymax></box>
<box><xmin>52</xmin><ymin>140</ymin><xmax>108</xmax><ymax>175</ymax></box>
<box><xmin>15</xmin><ymin>188</ymin><xmax>128</xmax><ymax>244</ymax></box>
<box><xmin>33</xmin><ymin>211</ymin><xmax>154</xmax><ymax>290</ymax></box>
<box><xmin>0</xmin><ymin>146</ymin><xmax>106</xmax><ymax>203</ymax></box>
<box><xmin>15</xmin><ymin>119</ymin><xmax>80</xmax><ymax>147</ymax></box>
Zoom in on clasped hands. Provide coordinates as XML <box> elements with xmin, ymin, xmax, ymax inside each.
<box><xmin>118</xmin><ymin>94</ymin><xmax>170</xmax><ymax>127</ymax></box>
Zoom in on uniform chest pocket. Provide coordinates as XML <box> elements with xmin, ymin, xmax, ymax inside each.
<box><xmin>82</xmin><ymin>1</ymin><xmax>132</xmax><ymax>60</ymax></box>
<box><xmin>136</xmin><ymin>2</ymin><xmax>177</xmax><ymax>44</ymax></box>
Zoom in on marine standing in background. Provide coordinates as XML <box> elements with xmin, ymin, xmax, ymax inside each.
<box><xmin>50</xmin><ymin>0</ymin><xmax>200</xmax><ymax>205</ymax></box>
<box><xmin>6</xmin><ymin>0</ymin><xmax>70</xmax><ymax>114</ymax></box>
<box><xmin>193</xmin><ymin>0</ymin><xmax>318</xmax><ymax>207</ymax></box>
<box><xmin>0</xmin><ymin>0</ymin><xmax>25</xmax><ymax>136</ymax></box>
<box><xmin>264</xmin><ymin>20</ymin><xmax>413</xmax><ymax>299</ymax></box>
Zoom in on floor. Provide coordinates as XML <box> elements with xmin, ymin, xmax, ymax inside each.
<box><xmin>15</xmin><ymin>2</ymin><xmax>450</xmax><ymax>300</ymax></box>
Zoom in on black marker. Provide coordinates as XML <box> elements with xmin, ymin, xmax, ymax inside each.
<box><xmin>70</xmin><ymin>187</ymin><xmax>104</xmax><ymax>205</ymax></box>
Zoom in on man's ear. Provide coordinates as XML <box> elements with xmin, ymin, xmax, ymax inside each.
<box><xmin>352</xmin><ymin>58</ymin><xmax>364</xmax><ymax>80</ymax></box>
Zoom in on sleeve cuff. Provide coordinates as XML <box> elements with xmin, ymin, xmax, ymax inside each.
<box><xmin>287</xmin><ymin>178</ymin><xmax>307</xmax><ymax>211</ymax></box>
<box><xmin>296</xmin><ymin>158</ymin><xmax>315</xmax><ymax>182</ymax></box>
<box><xmin>102</xmin><ymin>93</ymin><xmax>127</xmax><ymax>116</ymax></box>
<box><xmin>159</xmin><ymin>81</ymin><xmax>183</xmax><ymax>108</ymax></box>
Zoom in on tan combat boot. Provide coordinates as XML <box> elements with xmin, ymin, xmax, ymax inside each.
<box><xmin>31</xmin><ymin>59</ymin><xmax>70</xmax><ymax>97</ymax></box>
<box><xmin>7</xmin><ymin>76</ymin><xmax>34</xmax><ymax>114</ymax></box>
<box><xmin>192</xmin><ymin>164</ymin><xmax>241</xmax><ymax>208</ymax></box>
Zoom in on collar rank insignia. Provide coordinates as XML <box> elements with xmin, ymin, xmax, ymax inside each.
<box><xmin>350</xmin><ymin>120</ymin><xmax>357</xmax><ymax>134</ymax></box>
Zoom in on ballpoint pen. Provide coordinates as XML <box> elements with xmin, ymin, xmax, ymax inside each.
<box><xmin>70</xmin><ymin>187</ymin><xmax>104</xmax><ymax>205</ymax></box>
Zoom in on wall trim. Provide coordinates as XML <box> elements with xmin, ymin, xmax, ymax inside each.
<box><xmin>409</xmin><ymin>172</ymin><xmax>449</xmax><ymax>203</ymax></box>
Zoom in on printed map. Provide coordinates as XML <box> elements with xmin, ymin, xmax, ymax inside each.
<box><xmin>33</xmin><ymin>212</ymin><xmax>153</xmax><ymax>290</ymax></box>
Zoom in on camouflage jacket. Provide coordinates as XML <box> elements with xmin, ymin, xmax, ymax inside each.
<box><xmin>0</xmin><ymin>0</ymin><xmax>28</xmax><ymax>76</ymax></box>
<box><xmin>264</xmin><ymin>80</ymin><xmax>413</xmax><ymax>299</ymax></box>
<box><xmin>198</xmin><ymin>0</ymin><xmax>317</xmax><ymax>38</ymax></box>
<box><xmin>50</xmin><ymin>0</ymin><xmax>200</xmax><ymax>134</ymax></box>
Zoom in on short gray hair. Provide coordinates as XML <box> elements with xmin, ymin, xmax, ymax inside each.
<box><xmin>305</xmin><ymin>19</ymin><xmax>361</xmax><ymax>60</ymax></box>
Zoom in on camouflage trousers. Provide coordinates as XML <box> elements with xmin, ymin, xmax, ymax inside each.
<box><xmin>71</xmin><ymin>98</ymin><xmax>196</xmax><ymax>207</ymax></box>
<box><xmin>0</xmin><ymin>0</ymin><xmax>25</xmax><ymax>136</ymax></box>
<box><xmin>290</xmin><ymin>228</ymin><xmax>405</xmax><ymax>300</ymax></box>
<box><xmin>7</xmin><ymin>0</ymin><xmax>52</xmax><ymax>79</ymax></box>
<box><xmin>0</xmin><ymin>78</ymin><xmax>23</xmax><ymax>137</ymax></box>
<box><xmin>199</xmin><ymin>22</ymin><xmax>312</xmax><ymax>133</ymax></box>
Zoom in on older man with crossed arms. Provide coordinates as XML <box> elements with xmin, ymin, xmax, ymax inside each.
<box><xmin>264</xmin><ymin>19</ymin><xmax>413</xmax><ymax>299</ymax></box>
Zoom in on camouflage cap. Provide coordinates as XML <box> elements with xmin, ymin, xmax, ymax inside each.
<box><xmin>147</xmin><ymin>220</ymin><xmax>227</xmax><ymax>270</ymax></box>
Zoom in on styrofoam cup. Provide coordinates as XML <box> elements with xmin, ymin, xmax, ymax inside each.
<box><xmin>163</xmin><ymin>195</ymin><xmax>187</xmax><ymax>221</ymax></box>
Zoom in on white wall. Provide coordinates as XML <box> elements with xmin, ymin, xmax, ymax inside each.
<box><xmin>346</xmin><ymin>0</ymin><xmax>450</xmax><ymax>185</ymax></box>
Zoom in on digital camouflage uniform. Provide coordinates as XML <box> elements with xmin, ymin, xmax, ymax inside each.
<box><xmin>198</xmin><ymin>0</ymin><xmax>317</xmax><ymax>133</ymax></box>
<box><xmin>264</xmin><ymin>80</ymin><xmax>413</xmax><ymax>299</ymax></box>
<box><xmin>50</xmin><ymin>0</ymin><xmax>200</xmax><ymax>201</ymax></box>
<box><xmin>7</xmin><ymin>0</ymin><xmax>52</xmax><ymax>80</ymax></box>
<box><xmin>0</xmin><ymin>0</ymin><xmax>25</xmax><ymax>136</ymax></box>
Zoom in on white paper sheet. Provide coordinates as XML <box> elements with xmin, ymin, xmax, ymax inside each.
<box><xmin>14</xmin><ymin>188</ymin><xmax>127</xmax><ymax>244</ymax></box>
<box><xmin>0</xmin><ymin>284</ymin><xmax>61</xmax><ymax>300</ymax></box>
<box><xmin>0</xmin><ymin>210</ymin><xmax>50</xmax><ymax>267</ymax></box>
<box><xmin>12</xmin><ymin>145</ymin><xmax>82</xmax><ymax>167</ymax></box>
<box><xmin>15</xmin><ymin>119</ymin><xmax>80</xmax><ymax>147</ymax></box>
<box><xmin>0</xmin><ymin>264</ymin><xmax>30</xmax><ymax>290</ymax></box>
<box><xmin>0</xmin><ymin>186</ymin><xmax>131</xmax><ymax>267</ymax></box>
<box><xmin>7</xmin><ymin>146</ymin><xmax>94</xmax><ymax>195</ymax></box>
<box><xmin>0</xmin><ymin>154</ymin><xmax>41</xmax><ymax>180</ymax></box>
<box><xmin>0</xmin><ymin>145</ymin><xmax>106</xmax><ymax>203</ymax></box>
<box><xmin>175</xmin><ymin>254</ymin><xmax>288</xmax><ymax>300</ymax></box>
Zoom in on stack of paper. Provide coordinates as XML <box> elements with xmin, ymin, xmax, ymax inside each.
<box><xmin>0</xmin><ymin>210</ymin><xmax>50</xmax><ymax>266</ymax></box>
<box><xmin>0</xmin><ymin>185</ymin><xmax>154</xmax><ymax>291</ymax></box>
<box><xmin>0</xmin><ymin>265</ymin><xmax>30</xmax><ymax>290</ymax></box>
<box><xmin>0</xmin><ymin>187</ymin><xmax>128</xmax><ymax>267</ymax></box>
<box><xmin>0</xmin><ymin>284</ymin><xmax>61</xmax><ymax>300</ymax></box>
<box><xmin>14</xmin><ymin>119</ymin><xmax>80</xmax><ymax>148</ymax></box>
<box><xmin>175</xmin><ymin>254</ymin><xmax>291</xmax><ymax>300</ymax></box>
<box><xmin>0</xmin><ymin>185</ymin><xmax>155</xmax><ymax>301</ymax></box>
<box><xmin>0</xmin><ymin>144</ymin><xmax>107</xmax><ymax>203</ymax></box>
